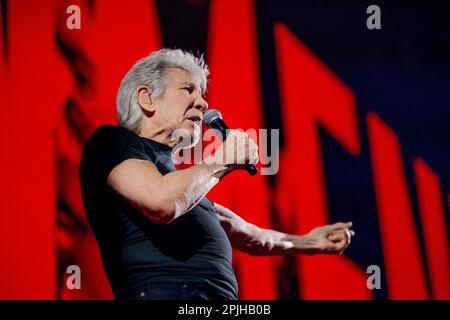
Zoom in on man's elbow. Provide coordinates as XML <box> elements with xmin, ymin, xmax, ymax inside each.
<box><xmin>140</xmin><ymin>197</ymin><xmax>177</xmax><ymax>224</ymax></box>
<box><xmin>138</xmin><ymin>186</ymin><xmax>192</xmax><ymax>224</ymax></box>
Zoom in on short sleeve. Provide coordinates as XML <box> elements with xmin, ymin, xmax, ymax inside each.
<box><xmin>80</xmin><ymin>125</ymin><xmax>151</xmax><ymax>186</ymax></box>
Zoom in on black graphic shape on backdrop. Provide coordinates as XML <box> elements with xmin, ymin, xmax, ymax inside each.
<box><xmin>1</xmin><ymin>0</ymin><xmax>8</xmax><ymax>64</ymax></box>
<box><xmin>156</xmin><ymin>0</ymin><xmax>209</xmax><ymax>55</ymax></box>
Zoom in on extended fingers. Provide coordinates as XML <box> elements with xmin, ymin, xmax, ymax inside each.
<box><xmin>328</xmin><ymin>231</ymin><xmax>345</xmax><ymax>242</ymax></box>
<box><xmin>328</xmin><ymin>230</ymin><xmax>349</xmax><ymax>242</ymax></box>
<box><xmin>335</xmin><ymin>221</ymin><xmax>352</xmax><ymax>230</ymax></box>
<box><xmin>324</xmin><ymin>221</ymin><xmax>352</xmax><ymax>234</ymax></box>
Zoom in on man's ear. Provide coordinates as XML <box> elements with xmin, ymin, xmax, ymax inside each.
<box><xmin>136</xmin><ymin>85</ymin><xmax>155</xmax><ymax>114</ymax></box>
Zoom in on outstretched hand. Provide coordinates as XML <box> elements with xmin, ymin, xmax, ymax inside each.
<box><xmin>296</xmin><ymin>222</ymin><xmax>354</xmax><ymax>255</ymax></box>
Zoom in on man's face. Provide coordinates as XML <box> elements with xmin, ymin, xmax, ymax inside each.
<box><xmin>152</xmin><ymin>68</ymin><xmax>208</xmax><ymax>144</ymax></box>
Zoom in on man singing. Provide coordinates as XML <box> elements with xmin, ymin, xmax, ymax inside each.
<box><xmin>79</xmin><ymin>48</ymin><xmax>354</xmax><ymax>300</ymax></box>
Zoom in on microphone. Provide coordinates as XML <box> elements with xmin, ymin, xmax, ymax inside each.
<box><xmin>203</xmin><ymin>109</ymin><xmax>258</xmax><ymax>176</ymax></box>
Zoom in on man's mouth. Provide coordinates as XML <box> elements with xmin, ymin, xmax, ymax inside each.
<box><xmin>186</xmin><ymin>115</ymin><xmax>202</xmax><ymax>125</ymax></box>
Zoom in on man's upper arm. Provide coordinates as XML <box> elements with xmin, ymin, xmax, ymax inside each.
<box><xmin>80</xmin><ymin>125</ymin><xmax>171</xmax><ymax>223</ymax></box>
<box><xmin>107</xmin><ymin>158</ymin><xmax>171</xmax><ymax>223</ymax></box>
<box><xmin>213</xmin><ymin>203</ymin><xmax>295</xmax><ymax>256</ymax></box>
<box><xmin>213</xmin><ymin>202</ymin><xmax>256</xmax><ymax>251</ymax></box>
<box><xmin>213</xmin><ymin>202</ymin><xmax>249</xmax><ymax>230</ymax></box>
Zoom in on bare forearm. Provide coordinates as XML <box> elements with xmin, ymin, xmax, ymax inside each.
<box><xmin>158</xmin><ymin>128</ymin><xmax>258</xmax><ymax>222</ymax></box>
<box><xmin>240</xmin><ymin>226</ymin><xmax>308</xmax><ymax>256</ymax></box>
<box><xmin>214</xmin><ymin>203</ymin><xmax>300</xmax><ymax>255</ymax></box>
<box><xmin>235</xmin><ymin>225</ymin><xmax>355</xmax><ymax>256</ymax></box>
<box><xmin>158</xmin><ymin>162</ymin><xmax>229</xmax><ymax>222</ymax></box>
<box><xmin>214</xmin><ymin>203</ymin><xmax>349</xmax><ymax>256</ymax></box>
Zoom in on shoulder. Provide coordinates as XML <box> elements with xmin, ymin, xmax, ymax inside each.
<box><xmin>81</xmin><ymin>125</ymin><xmax>148</xmax><ymax>167</ymax></box>
<box><xmin>87</xmin><ymin>125</ymin><xmax>138</xmax><ymax>145</ymax></box>
<box><xmin>84</xmin><ymin>124</ymin><xmax>142</xmax><ymax>151</ymax></box>
<box><xmin>80</xmin><ymin>125</ymin><xmax>152</xmax><ymax>185</ymax></box>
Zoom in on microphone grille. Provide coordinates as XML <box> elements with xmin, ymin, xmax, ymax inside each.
<box><xmin>203</xmin><ymin>109</ymin><xmax>222</xmax><ymax>127</ymax></box>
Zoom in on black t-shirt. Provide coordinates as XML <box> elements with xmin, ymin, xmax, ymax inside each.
<box><xmin>79</xmin><ymin>125</ymin><xmax>238</xmax><ymax>300</ymax></box>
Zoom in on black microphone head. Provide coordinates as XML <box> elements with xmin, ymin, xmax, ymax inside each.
<box><xmin>203</xmin><ymin>109</ymin><xmax>223</xmax><ymax>127</ymax></box>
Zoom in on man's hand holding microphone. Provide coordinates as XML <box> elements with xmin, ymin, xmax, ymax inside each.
<box><xmin>204</xmin><ymin>129</ymin><xmax>259</xmax><ymax>173</ymax></box>
<box><xmin>203</xmin><ymin>109</ymin><xmax>259</xmax><ymax>175</ymax></box>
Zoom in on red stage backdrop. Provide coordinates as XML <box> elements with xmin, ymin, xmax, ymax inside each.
<box><xmin>0</xmin><ymin>0</ymin><xmax>448</xmax><ymax>300</ymax></box>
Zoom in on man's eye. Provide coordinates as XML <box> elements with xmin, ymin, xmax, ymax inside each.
<box><xmin>183</xmin><ymin>87</ymin><xmax>193</xmax><ymax>93</ymax></box>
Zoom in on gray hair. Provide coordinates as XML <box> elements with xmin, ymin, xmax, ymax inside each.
<box><xmin>116</xmin><ymin>48</ymin><xmax>209</xmax><ymax>133</ymax></box>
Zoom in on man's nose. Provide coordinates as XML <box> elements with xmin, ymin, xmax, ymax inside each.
<box><xmin>195</xmin><ymin>96</ymin><xmax>208</xmax><ymax>113</ymax></box>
